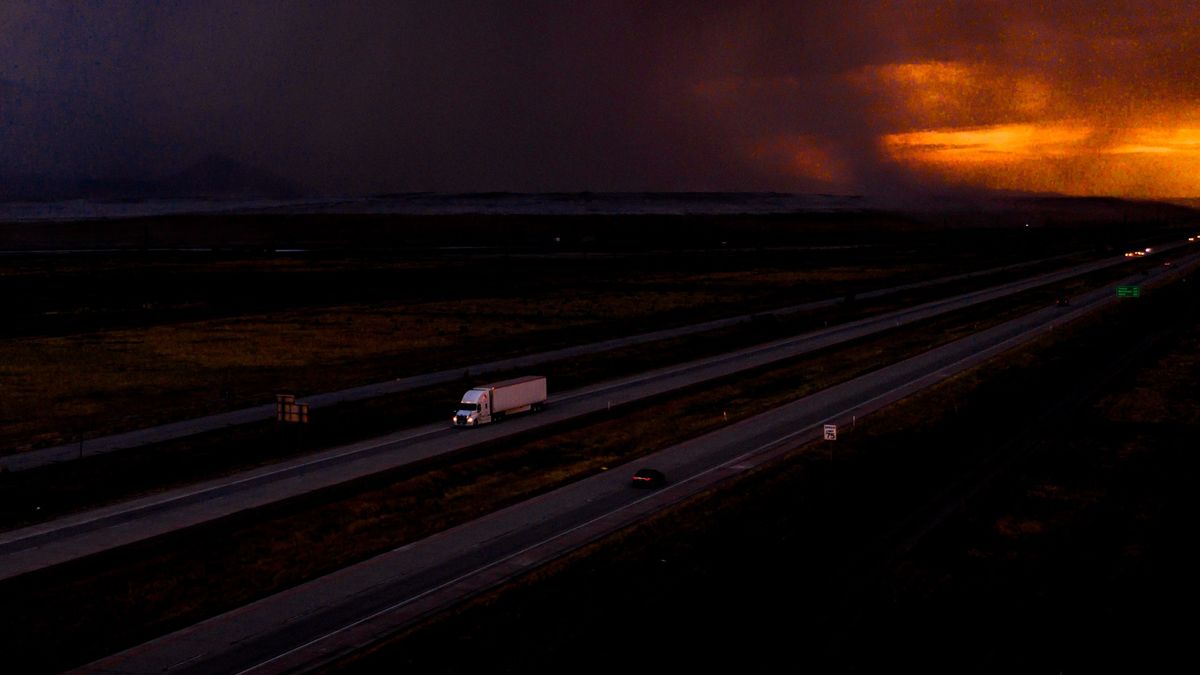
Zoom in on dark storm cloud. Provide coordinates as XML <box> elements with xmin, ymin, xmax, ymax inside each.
<box><xmin>3</xmin><ymin>1</ymin><xmax>1199</xmax><ymax>196</ymax></box>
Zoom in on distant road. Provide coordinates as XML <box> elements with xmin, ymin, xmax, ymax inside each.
<box><xmin>79</xmin><ymin>250</ymin><xmax>1200</xmax><ymax>675</ymax></box>
<box><xmin>2</xmin><ymin>251</ymin><xmax>1081</xmax><ymax>472</ymax></box>
<box><xmin>0</xmin><ymin>248</ymin><xmax>1186</xmax><ymax>582</ymax></box>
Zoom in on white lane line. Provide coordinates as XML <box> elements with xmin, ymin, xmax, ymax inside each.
<box><xmin>6</xmin><ymin>251</ymin><xmax>1167</xmax><ymax>554</ymax></box>
<box><xmin>240</xmin><ymin>417</ymin><xmax>828</xmax><ymax>675</ymax></box>
<box><xmin>553</xmin><ymin>254</ymin><xmax>1119</xmax><ymax>406</ymax></box>
<box><xmin>166</xmin><ymin>651</ymin><xmax>208</xmax><ymax>671</ymax></box>
<box><xmin>0</xmin><ymin>426</ymin><xmax>447</xmax><ymax>548</ymax></box>
<box><xmin>138</xmin><ymin>255</ymin><xmax>1200</xmax><ymax>673</ymax></box>
<box><xmin>235</xmin><ymin>275</ymin><xmax>1148</xmax><ymax>673</ymax></box>
<box><xmin>0</xmin><ymin>255</ymin><xmax>1122</xmax><ymax>551</ymax></box>
<box><xmin>14</xmin><ymin>243</ymin><xmax>1179</xmax><ymax>478</ymax></box>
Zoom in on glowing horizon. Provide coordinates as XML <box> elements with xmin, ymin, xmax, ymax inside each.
<box><xmin>852</xmin><ymin>53</ymin><xmax>1200</xmax><ymax>197</ymax></box>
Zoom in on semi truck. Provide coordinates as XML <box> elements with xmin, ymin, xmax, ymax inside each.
<box><xmin>451</xmin><ymin>375</ymin><xmax>547</xmax><ymax>427</ymax></box>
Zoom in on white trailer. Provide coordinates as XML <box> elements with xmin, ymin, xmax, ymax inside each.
<box><xmin>451</xmin><ymin>375</ymin><xmax>547</xmax><ymax>427</ymax></box>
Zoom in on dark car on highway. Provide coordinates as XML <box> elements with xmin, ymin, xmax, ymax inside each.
<box><xmin>1055</xmin><ymin>296</ymin><xmax>1070</xmax><ymax>307</ymax></box>
<box><xmin>631</xmin><ymin>468</ymin><xmax>667</xmax><ymax>488</ymax></box>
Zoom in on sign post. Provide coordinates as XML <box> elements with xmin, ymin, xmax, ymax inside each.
<box><xmin>824</xmin><ymin>423</ymin><xmax>838</xmax><ymax>467</ymax></box>
<box><xmin>1116</xmin><ymin>285</ymin><xmax>1141</xmax><ymax>298</ymax></box>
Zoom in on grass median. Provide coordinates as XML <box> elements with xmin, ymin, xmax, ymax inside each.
<box><xmin>332</xmin><ymin>250</ymin><xmax>1200</xmax><ymax>674</ymax></box>
<box><xmin>8</xmin><ymin>218</ymin><xmax>1157</xmax><ymax>456</ymax></box>
<box><xmin>0</xmin><ymin>245</ymin><xmax>959</xmax><ymax>452</ymax></box>
<box><xmin>0</xmin><ymin>249</ymin><xmax>1152</xmax><ymax>531</ymax></box>
<box><xmin>0</xmin><ymin>256</ymin><xmax>1167</xmax><ymax>672</ymax></box>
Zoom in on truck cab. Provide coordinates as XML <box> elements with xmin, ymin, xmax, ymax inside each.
<box><xmin>451</xmin><ymin>376</ymin><xmax>546</xmax><ymax>428</ymax></box>
<box><xmin>452</xmin><ymin>388</ymin><xmax>492</xmax><ymax>426</ymax></box>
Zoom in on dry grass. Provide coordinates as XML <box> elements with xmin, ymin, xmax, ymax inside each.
<box><xmin>11</xmin><ymin>203</ymin><xmax>1162</xmax><ymax>456</ymax></box>
<box><xmin>2</xmin><ymin>255</ymin><xmax>921</xmax><ymax>452</ymax></box>
<box><xmin>0</xmin><ymin>280</ymin><xmax>1081</xmax><ymax>671</ymax></box>
<box><xmin>1098</xmin><ymin>329</ymin><xmax>1200</xmax><ymax>424</ymax></box>
<box><xmin>0</xmin><ymin>251</ymin><xmax>1148</xmax><ymax>536</ymax></box>
<box><xmin>0</xmin><ymin>243</ymin><xmax>1179</xmax><ymax>671</ymax></box>
<box><xmin>0</xmin><ymin>292</ymin><xmax>723</xmax><ymax>450</ymax></box>
<box><xmin>331</xmin><ymin>247</ymin><xmax>1200</xmax><ymax>675</ymax></box>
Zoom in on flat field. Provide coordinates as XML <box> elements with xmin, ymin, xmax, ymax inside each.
<box><xmin>334</xmin><ymin>249</ymin><xmax>1200</xmax><ymax>674</ymax></box>
<box><xmin>0</xmin><ymin>206</ymin><xmax>1196</xmax><ymax>671</ymax></box>
<box><xmin>2</xmin><ymin>209</ymin><xmax>1164</xmax><ymax>453</ymax></box>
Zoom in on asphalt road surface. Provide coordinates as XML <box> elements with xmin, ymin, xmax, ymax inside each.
<box><xmin>0</xmin><ymin>248</ymin><xmax>1188</xmax><ymax>582</ymax></box>
<box><xmin>0</xmin><ymin>251</ymin><xmax>1085</xmax><ymax>472</ymax></box>
<box><xmin>79</xmin><ymin>250</ymin><xmax>1200</xmax><ymax>675</ymax></box>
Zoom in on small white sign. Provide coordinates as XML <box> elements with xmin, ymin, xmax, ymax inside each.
<box><xmin>823</xmin><ymin>424</ymin><xmax>837</xmax><ymax>441</ymax></box>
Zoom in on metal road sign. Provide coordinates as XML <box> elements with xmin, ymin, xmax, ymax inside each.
<box><xmin>279</xmin><ymin>402</ymin><xmax>309</xmax><ymax>424</ymax></box>
<box><xmin>276</xmin><ymin>394</ymin><xmax>310</xmax><ymax>424</ymax></box>
<box><xmin>1116</xmin><ymin>285</ymin><xmax>1141</xmax><ymax>298</ymax></box>
<box><xmin>823</xmin><ymin>424</ymin><xmax>838</xmax><ymax>441</ymax></box>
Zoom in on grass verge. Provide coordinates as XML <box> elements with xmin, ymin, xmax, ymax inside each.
<box><xmin>327</xmin><ymin>259</ymin><xmax>1200</xmax><ymax>674</ymax></box>
<box><xmin>3</xmin><ymin>233</ymin><xmax>1135</xmax><ymax>453</ymax></box>
<box><xmin>0</xmin><ymin>257</ymin><xmax>1172</xmax><ymax>671</ymax></box>
<box><xmin>0</xmin><ymin>251</ymin><xmax>1153</xmax><ymax>530</ymax></box>
<box><xmin>0</xmin><ymin>245</ymin><xmax>967</xmax><ymax>452</ymax></box>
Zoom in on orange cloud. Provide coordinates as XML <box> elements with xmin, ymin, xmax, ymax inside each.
<box><xmin>854</xmin><ymin>60</ymin><xmax>1054</xmax><ymax>128</ymax></box>
<box><xmin>858</xmin><ymin>54</ymin><xmax>1200</xmax><ymax>197</ymax></box>
<box><xmin>1109</xmin><ymin>127</ymin><xmax>1200</xmax><ymax>155</ymax></box>
<box><xmin>882</xmin><ymin>121</ymin><xmax>1200</xmax><ymax>197</ymax></box>
<box><xmin>883</xmin><ymin>123</ymin><xmax>1094</xmax><ymax>163</ymax></box>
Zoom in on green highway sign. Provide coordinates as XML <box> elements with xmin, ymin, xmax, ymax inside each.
<box><xmin>1116</xmin><ymin>285</ymin><xmax>1141</xmax><ymax>298</ymax></box>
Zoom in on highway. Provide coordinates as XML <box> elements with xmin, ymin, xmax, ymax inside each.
<box><xmin>79</xmin><ymin>249</ymin><xmax>1200</xmax><ymax>675</ymax></box>
<box><xmin>1</xmin><ymin>251</ymin><xmax>1082</xmax><ymax>472</ymax></box>
<box><xmin>0</xmin><ymin>248</ymin><xmax>1187</xmax><ymax>582</ymax></box>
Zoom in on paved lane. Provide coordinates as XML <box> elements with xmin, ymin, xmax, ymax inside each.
<box><xmin>0</xmin><ymin>252</ymin><xmax>1084</xmax><ymax>472</ymax></box>
<box><xmin>81</xmin><ymin>251</ymin><xmax>1200</xmax><ymax>675</ymax></box>
<box><xmin>0</xmin><ymin>250</ymin><xmax>1185</xmax><ymax>582</ymax></box>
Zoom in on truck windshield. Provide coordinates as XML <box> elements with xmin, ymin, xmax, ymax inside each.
<box><xmin>458</xmin><ymin>403</ymin><xmax>480</xmax><ymax>412</ymax></box>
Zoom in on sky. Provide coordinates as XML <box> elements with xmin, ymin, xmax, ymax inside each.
<box><xmin>2</xmin><ymin>1</ymin><xmax>1200</xmax><ymax>198</ymax></box>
